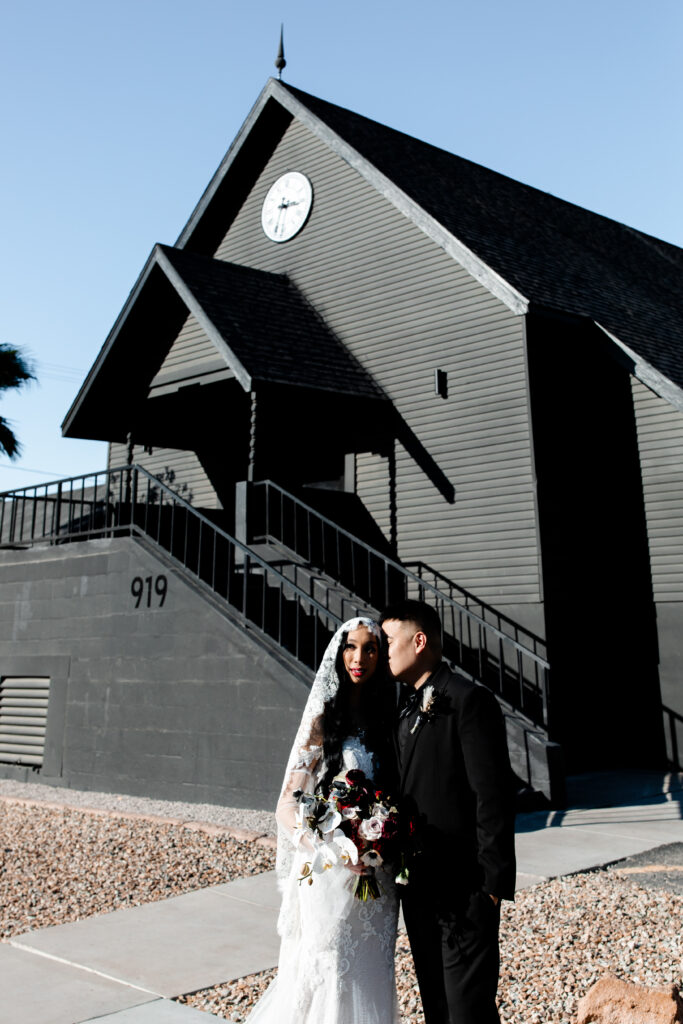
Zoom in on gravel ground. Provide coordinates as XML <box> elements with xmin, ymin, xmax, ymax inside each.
<box><xmin>1</xmin><ymin>784</ymin><xmax>681</xmax><ymax>1024</ymax></box>
<box><xmin>0</xmin><ymin>798</ymin><xmax>274</xmax><ymax>939</ymax></box>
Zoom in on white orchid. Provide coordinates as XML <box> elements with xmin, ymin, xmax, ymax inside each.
<box><xmin>294</xmin><ymin>803</ymin><xmax>308</xmax><ymax>828</ymax></box>
<box><xmin>332</xmin><ymin>829</ymin><xmax>359</xmax><ymax>865</ymax></box>
<box><xmin>341</xmin><ymin>806</ymin><xmax>360</xmax><ymax>820</ymax></box>
<box><xmin>293</xmin><ymin>806</ymin><xmax>315</xmax><ymax>847</ymax></box>
<box><xmin>318</xmin><ymin>807</ymin><xmax>342</xmax><ymax>834</ymax></box>
<box><xmin>310</xmin><ymin>842</ymin><xmax>338</xmax><ymax>874</ymax></box>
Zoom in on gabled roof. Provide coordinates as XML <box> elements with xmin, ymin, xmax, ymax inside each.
<box><xmin>282</xmin><ymin>83</ymin><xmax>683</xmax><ymax>396</ymax></box>
<box><xmin>62</xmin><ymin>244</ymin><xmax>382</xmax><ymax>438</ymax></box>
<box><xmin>158</xmin><ymin>246</ymin><xmax>382</xmax><ymax>397</ymax></box>
<box><xmin>178</xmin><ymin>79</ymin><xmax>683</xmax><ymax>406</ymax></box>
<box><xmin>67</xmin><ymin>78</ymin><xmax>683</xmax><ymax>440</ymax></box>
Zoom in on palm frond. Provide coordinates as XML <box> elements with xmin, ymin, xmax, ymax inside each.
<box><xmin>0</xmin><ymin>417</ymin><xmax>20</xmax><ymax>459</ymax></box>
<box><xmin>0</xmin><ymin>345</ymin><xmax>35</xmax><ymax>392</ymax></box>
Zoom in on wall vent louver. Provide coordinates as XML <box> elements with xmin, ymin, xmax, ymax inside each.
<box><xmin>0</xmin><ymin>676</ymin><xmax>50</xmax><ymax>768</ymax></box>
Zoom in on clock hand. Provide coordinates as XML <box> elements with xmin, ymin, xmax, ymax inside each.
<box><xmin>271</xmin><ymin>191</ymin><xmax>304</xmax><ymax>238</ymax></box>
<box><xmin>275</xmin><ymin>198</ymin><xmax>289</xmax><ymax>237</ymax></box>
<box><xmin>275</xmin><ymin>203</ymin><xmax>286</xmax><ymax>236</ymax></box>
<box><xmin>277</xmin><ymin>198</ymin><xmax>295</xmax><ymax>238</ymax></box>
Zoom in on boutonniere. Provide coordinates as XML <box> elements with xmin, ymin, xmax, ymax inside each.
<box><xmin>410</xmin><ymin>684</ymin><xmax>448</xmax><ymax>734</ymax></box>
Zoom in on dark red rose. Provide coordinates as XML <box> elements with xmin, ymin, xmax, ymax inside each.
<box><xmin>382</xmin><ymin>819</ymin><xmax>398</xmax><ymax>841</ymax></box>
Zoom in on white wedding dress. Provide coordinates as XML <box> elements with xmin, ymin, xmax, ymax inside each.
<box><xmin>245</xmin><ymin>732</ymin><xmax>399</xmax><ymax>1024</ymax></box>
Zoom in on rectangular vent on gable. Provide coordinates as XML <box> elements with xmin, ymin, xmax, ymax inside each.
<box><xmin>0</xmin><ymin>677</ymin><xmax>50</xmax><ymax>768</ymax></box>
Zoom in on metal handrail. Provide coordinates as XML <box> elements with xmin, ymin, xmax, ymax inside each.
<box><xmin>0</xmin><ymin>468</ymin><xmax>553</xmax><ymax>727</ymax></box>
<box><xmin>254</xmin><ymin>481</ymin><xmax>548</xmax><ymax>660</ymax></box>
<box><xmin>0</xmin><ymin>467</ymin><xmax>352</xmax><ymax>673</ymax></box>
<box><xmin>253</xmin><ymin>479</ymin><xmax>551</xmax><ymax>729</ymax></box>
<box><xmin>403</xmin><ymin>560</ymin><xmax>547</xmax><ymax>653</ymax></box>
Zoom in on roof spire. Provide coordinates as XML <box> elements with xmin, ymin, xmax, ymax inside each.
<box><xmin>274</xmin><ymin>24</ymin><xmax>286</xmax><ymax>80</ymax></box>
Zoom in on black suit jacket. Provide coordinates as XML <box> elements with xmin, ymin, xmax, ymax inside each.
<box><xmin>398</xmin><ymin>662</ymin><xmax>516</xmax><ymax>902</ymax></box>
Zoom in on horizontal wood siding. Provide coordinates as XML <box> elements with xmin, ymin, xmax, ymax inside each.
<box><xmin>107</xmin><ymin>443</ymin><xmax>221</xmax><ymax>509</ymax></box>
<box><xmin>149</xmin><ymin>312</ymin><xmax>234</xmax><ymax>395</ymax></box>
<box><xmin>632</xmin><ymin>376</ymin><xmax>683</xmax><ymax>600</ymax></box>
<box><xmin>214</xmin><ymin>120</ymin><xmax>540</xmax><ymax>603</ymax></box>
<box><xmin>356</xmin><ymin>453</ymin><xmax>392</xmax><ymax>545</ymax></box>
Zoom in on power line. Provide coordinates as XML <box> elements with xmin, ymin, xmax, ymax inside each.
<box><xmin>35</xmin><ymin>361</ymin><xmax>85</xmax><ymax>385</ymax></box>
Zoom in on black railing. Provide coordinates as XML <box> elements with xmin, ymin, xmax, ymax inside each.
<box><xmin>663</xmin><ymin>704</ymin><xmax>683</xmax><ymax>771</ymax></box>
<box><xmin>253</xmin><ymin>479</ymin><xmax>551</xmax><ymax>729</ymax></box>
<box><xmin>403</xmin><ymin>561</ymin><xmax>548</xmax><ymax>664</ymax></box>
<box><xmin>0</xmin><ymin>468</ymin><xmax>354</xmax><ymax>674</ymax></box>
<box><xmin>253</xmin><ymin>480</ymin><xmax>405</xmax><ymax>610</ymax></box>
<box><xmin>1</xmin><ymin>469</ymin><xmax>553</xmax><ymax>728</ymax></box>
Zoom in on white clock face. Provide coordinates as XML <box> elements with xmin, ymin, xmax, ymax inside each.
<box><xmin>261</xmin><ymin>172</ymin><xmax>313</xmax><ymax>243</ymax></box>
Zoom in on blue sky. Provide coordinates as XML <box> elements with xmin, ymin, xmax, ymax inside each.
<box><xmin>1</xmin><ymin>0</ymin><xmax>682</xmax><ymax>492</ymax></box>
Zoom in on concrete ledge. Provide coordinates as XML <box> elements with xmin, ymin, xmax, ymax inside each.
<box><xmin>505</xmin><ymin>712</ymin><xmax>566</xmax><ymax>807</ymax></box>
<box><xmin>0</xmin><ymin>794</ymin><xmax>276</xmax><ymax>846</ymax></box>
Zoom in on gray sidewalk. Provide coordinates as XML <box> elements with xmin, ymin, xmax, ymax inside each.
<box><xmin>2</xmin><ymin>770</ymin><xmax>682</xmax><ymax>1024</ymax></box>
<box><xmin>514</xmin><ymin>769</ymin><xmax>683</xmax><ymax>886</ymax></box>
<box><xmin>2</xmin><ymin>874</ymin><xmax>281</xmax><ymax>1024</ymax></box>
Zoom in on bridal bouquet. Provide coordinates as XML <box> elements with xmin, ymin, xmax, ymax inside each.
<box><xmin>293</xmin><ymin>768</ymin><xmax>408</xmax><ymax>900</ymax></box>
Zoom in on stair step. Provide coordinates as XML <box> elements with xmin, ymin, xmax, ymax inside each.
<box><xmin>244</xmin><ymin>540</ymin><xmax>373</xmax><ymax>621</ymax></box>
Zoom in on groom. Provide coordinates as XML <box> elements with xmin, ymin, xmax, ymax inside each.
<box><xmin>381</xmin><ymin>599</ymin><xmax>516</xmax><ymax>1024</ymax></box>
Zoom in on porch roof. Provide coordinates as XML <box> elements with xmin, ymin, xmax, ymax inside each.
<box><xmin>62</xmin><ymin>244</ymin><xmax>384</xmax><ymax>441</ymax></box>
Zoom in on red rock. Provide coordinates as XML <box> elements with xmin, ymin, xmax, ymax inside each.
<box><xmin>577</xmin><ymin>975</ymin><xmax>683</xmax><ymax>1024</ymax></box>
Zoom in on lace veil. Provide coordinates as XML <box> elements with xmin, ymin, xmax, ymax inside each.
<box><xmin>274</xmin><ymin>617</ymin><xmax>382</xmax><ymax>922</ymax></box>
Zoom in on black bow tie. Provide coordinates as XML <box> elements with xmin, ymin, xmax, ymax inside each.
<box><xmin>399</xmin><ymin>688</ymin><xmax>422</xmax><ymax>720</ymax></box>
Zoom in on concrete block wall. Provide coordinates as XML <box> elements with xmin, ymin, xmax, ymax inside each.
<box><xmin>0</xmin><ymin>537</ymin><xmax>309</xmax><ymax>809</ymax></box>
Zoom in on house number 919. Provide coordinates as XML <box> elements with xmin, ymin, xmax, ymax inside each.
<box><xmin>131</xmin><ymin>575</ymin><xmax>168</xmax><ymax>608</ymax></box>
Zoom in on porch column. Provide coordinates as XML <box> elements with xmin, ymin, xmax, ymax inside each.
<box><xmin>247</xmin><ymin>389</ymin><xmax>257</xmax><ymax>483</ymax></box>
<box><xmin>236</xmin><ymin>390</ymin><xmax>258</xmax><ymax>550</ymax></box>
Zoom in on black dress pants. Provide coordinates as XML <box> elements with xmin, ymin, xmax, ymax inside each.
<box><xmin>402</xmin><ymin>888</ymin><xmax>501</xmax><ymax>1024</ymax></box>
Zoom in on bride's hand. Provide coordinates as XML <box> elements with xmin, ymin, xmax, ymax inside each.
<box><xmin>345</xmin><ymin>861</ymin><xmax>371</xmax><ymax>875</ymax></box>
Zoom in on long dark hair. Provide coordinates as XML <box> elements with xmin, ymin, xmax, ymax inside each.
<box><xmin>318</xmin><ymin>630</ymin><xmax>395</xmax><ymax>794</ymax></box>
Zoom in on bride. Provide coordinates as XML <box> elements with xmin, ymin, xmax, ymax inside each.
<box><xmin>245</xmin><ymin>616</ymin><xmax>400</xmax><ymax>1024</ymax></box>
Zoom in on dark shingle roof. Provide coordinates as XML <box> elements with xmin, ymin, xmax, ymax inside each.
<box><xmin>283</xmin><ymin>84</ymin><xmax>683</xmax><ymax>390</ymax></box>
<box><xmin>159</xmin><ymin>245</ymin><xmax>382</xmax><ymax>398</ymax></box>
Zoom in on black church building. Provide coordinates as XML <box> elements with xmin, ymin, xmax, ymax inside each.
<box><xmin>2</xmin><ymin>79</ymin><xmax>682</xmax><ymax>808</ymax></box>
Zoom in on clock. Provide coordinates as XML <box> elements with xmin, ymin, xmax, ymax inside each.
<box><xmin>261</xmin><ymin>171</ymin><xmax>313</xmax><ymax>243</ymax></box>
